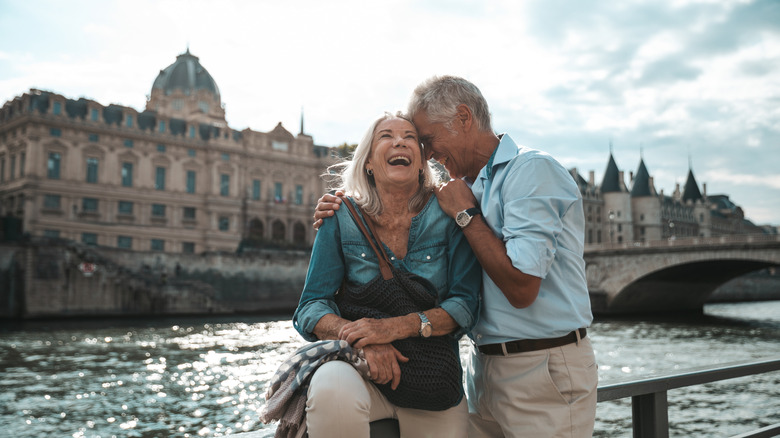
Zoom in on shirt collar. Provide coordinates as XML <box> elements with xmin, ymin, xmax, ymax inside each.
<box><xmin>480</xmin><ymin>133</ymin><xmax>518</xmax><ymax>180</ymax></box>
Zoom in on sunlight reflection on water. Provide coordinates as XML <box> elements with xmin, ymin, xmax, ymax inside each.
<box><xmin>1</xmin><ymin>302</ymin><xmax>779</xmax><ymax>437</ymax></box>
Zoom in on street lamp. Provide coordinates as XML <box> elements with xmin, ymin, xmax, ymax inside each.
<box><xmin>668</xmin><ymin>220</ymin><xmax>676</xmax><ymax>241</ymax></box>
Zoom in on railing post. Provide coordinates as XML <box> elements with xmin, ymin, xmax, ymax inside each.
<box><xmin>632</xmin><ymin>391</ymin><xmax>669</xmax><ymax>438</ymax></box>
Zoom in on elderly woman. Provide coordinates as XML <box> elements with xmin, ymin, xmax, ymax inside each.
<box><xmin>292</xmin><ymin>112</ymin><xmax>481</xmax><ymax>438</ymax></box>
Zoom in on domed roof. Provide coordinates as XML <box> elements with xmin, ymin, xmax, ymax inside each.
<box><xmin>152</xmin><ymin>49</ymin><xmax>220</xmax><ymax>100</ymax></box>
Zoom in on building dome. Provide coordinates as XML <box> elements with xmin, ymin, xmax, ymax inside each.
<box><xmin>152</xmin><ymin>49</ymin><xmax>220</xmax><ymax>101</ymax></box>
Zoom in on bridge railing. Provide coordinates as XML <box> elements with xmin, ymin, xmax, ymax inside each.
<box><xmin>597</xmin><ymin>356</ymin><xmax>780</xmax><ymax>438</ymax></box>
<box><xmin>586</xmin><ymin>233</ymin><xmax>780</xmax><ymax>252</ymax></box>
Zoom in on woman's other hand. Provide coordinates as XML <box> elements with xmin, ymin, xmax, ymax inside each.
<box><xmin>339</xmin><ymin>317</ymin><xmax>413</xmax><ymax>349</ymax></box>
<box><xmin>312</xmin><ymin>191</ymin><xmax>344</xmax><ymax>230</ymax></box>
<box><xmin>362</xmin><ymin>344</ymin><xmax>409</xmax><ymax>390</ymax></box>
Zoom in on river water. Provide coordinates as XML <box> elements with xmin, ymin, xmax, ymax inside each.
<box><xmin>1</xmin><ymin>301</ymin><xmax>779</xmax><ymax>438</ymax></box>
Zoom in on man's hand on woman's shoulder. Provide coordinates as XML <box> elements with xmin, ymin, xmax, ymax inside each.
<box><xmin>312</xmin><ymin>191</ymin><xmax>344</xmax><ymax>230</ymax></box>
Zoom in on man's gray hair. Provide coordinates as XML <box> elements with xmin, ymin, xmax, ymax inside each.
<box><xmin>407</xmin><ymin>75</ymin><xmax>493</xmax><ymax>133</ymax></box>
<box><xmin>325</xmin><ymin>112</ymin><xmax>439</xmax><ymax>216</ymax></box>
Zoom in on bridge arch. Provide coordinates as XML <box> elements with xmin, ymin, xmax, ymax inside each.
<box><xmin>584</xmin><ymin>236</ymin><xmax>780</xmax><ymax>314</ymax></box>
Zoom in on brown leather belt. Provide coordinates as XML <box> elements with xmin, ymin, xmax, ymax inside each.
<box><xmin>478</xmin><ymin>328</ymin><xmax>587</xmax><ymax>356</ymax></box>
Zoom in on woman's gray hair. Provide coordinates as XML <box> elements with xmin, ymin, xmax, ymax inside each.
<box><xmin>407</xmin><ymin>75</ymin><xmax>493</xmax><ymax>133</ymax></box>
<box><xmin>325</xmin><ymin>112</ymin><xmax>439</xmax><ymax>216</ymax></box>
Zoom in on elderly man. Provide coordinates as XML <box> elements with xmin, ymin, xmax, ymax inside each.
<box><xmin>315</xmin><ymin>75</ymin><xmax>597</xmax><ymax>437</ymax></box>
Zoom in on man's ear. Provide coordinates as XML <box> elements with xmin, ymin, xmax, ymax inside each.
<box><xmin>455</xmin><ymin>104</ymin><xmax>473</xmax><ymax>132</ymax></box>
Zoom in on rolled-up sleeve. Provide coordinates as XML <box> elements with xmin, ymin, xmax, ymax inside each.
<box><xmin>292</xmin><ymin>214</ymin><xmax>345</xmax><ymax>341</ymax></box>
<box><xmin>501</xmin><ymin>157</ymin><xmax>579</xmax><ymax>279</ymax></box>
<box><xmin>440</xmin><ymin>222</ymin><xmax>482</xmax><ymax>338</ymax></box>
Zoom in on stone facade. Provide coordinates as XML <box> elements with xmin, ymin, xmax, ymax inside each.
<box><xmin>571</xmin><ymin>153</ymin><xmax>768</xmax><ymax>247</ymax></box>
<box><xmin>0</xmin><ymin>51</ymin><xmax>336</xmax><ymax>253</ymax></box>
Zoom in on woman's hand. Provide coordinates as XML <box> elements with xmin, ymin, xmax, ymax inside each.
<box><xmin>312</xmin><ymin>191</ymin><xmax>344</xmax><ymax>230</ymax></box>
<box><xmin>340</xmin><ymin>317</ymin><xmax>410</xmax><ymax>349</ymax></box>
<box><xmin>362</xmin><ymin>344</ymin><xmax>409</xmax><ymax>390</ymax></box>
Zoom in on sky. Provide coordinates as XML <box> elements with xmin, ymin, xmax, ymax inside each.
<box><xmin>1</xmin><ymin>0</ymin><xmax>779</xmax><ymax>225</ymax></box>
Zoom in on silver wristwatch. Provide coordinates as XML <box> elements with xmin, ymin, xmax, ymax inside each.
<box><xmin>417</xmin><ymin>312</ymin><xmax>432</xmax><ymax>338</ymax></box>
<box><xmin>455</xmin><ymin>207</ymin><xmax>481</xmax><ymax>228</ymax></box>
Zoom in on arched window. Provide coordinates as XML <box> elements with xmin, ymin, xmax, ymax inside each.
<box><xmin>293</xmin><ymin>222</ymin><xmax>306</xmax><ymax>245</ymax></box>
<box><xmin>249</xmin><ymin>218</ymin><xmax>264</xmax><ymax>240</ymax></box>
<box><xmin>272</xmin><ymin>220</ymin><xmax>286</xmax><ymax>242</ymax></box>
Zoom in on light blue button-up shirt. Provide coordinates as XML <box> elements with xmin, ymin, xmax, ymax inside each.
<box><xmin>294</xmin><ymin>195</ymin><xmax>482</xmax><ymax>342</ymax></box>
<box><xmin>469</xmin><ymin>134</ymin><xmax>592</xmax><ymax>345</ymax></box>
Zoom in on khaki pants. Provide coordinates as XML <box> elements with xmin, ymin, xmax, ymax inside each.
<box><xmin>306</xmin><ymin>360</ymin><xmax>468</xmax><ymax>438</ymax></box>
<box><xmin>466</xmin><ymin>337</ymin><xmax>598</xmax><ymax>438</ymax></box>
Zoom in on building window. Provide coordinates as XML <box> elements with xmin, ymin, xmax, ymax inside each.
<box><xmin>117</xmin><ymin>236</ymin><xmax>132</xmax><ymax>249</ymax></box>
<box><xmin>157</xmin><ymin>144</ymin><xmax>166</xmax><ymax>153</ymax></box>
<box><xmin>90</xmin><ymin>108</ymin><xmax>99</xmax><ymax>121</ymax></box>
<box><xmin>159</xmin><ymin>121</ymin><xmax>166</xmax><ymax>133</ymax></box>
<box><xmin>274</xmin><ymin>182</ymin><xmax>283</xmax><ymax>203</ymax></box>
<box><xmin>272</xmin><ymin>140</ymin><xmax>288</xmax><ymax>151</ymax></box>
<box><xmin>53</xmin><ymin>101</ymin><xmax>62</xmax><ymax>115</ymax></box>
<box><xmin>183</xmin><ymin>207</ymin><xmax>196</xmax><ymax>220</ymax></box>
<box><xmin>88</xmin><ymin>133</ymin><xmax>99</xmax><ymax>142</ymax></box>
<box><xmin>0</xmin><ymin>157</ymin><xmax>4</xmax><ymax>182</ymax></box>
<box><xmin>43</xmin><ymin>194</ymin><xmax>61</xmax><ymax>209</ymax></box>
<box><xmin>43</xmin><ymin>229</ymin><xmax>60</xmax><ymax>238</ymax></box>
<box><xmin>151</xmin><ymin>239</ymin><xmax>164</xmax><ymax>251</ymax></box>
<box><xmin>86</xmin><ymin>157</ymin><xmax>98</xmax><ymax>183</ymax></box>
<box><xmin>151</xmin><ymin>204</ymin><xmax>166</xmax><ymax>217</ymax></box>
<box><xmin>82</xmin><ymin>233</ymin><xmax>98</xmax><ymax>246</ymax></box>
<box><xmin>220</xmin><ymin>174</ymin><xmax>230</xmax><ymax>196</ymax></box>
<box><xmin>155</xmin><ymin>167</ymin><xmax>166</xmax><ymax>191</ymax></box>
<box><xmin>123</xmin><ymin>139</ymin><xmax>133</xmax><ymax>148</ymax></box>
<box><xmin>118</xmin><ymin>201</ymin><xmax>133</xmax><ymax>215</ymax></box>
<box><xmin>172</xmin><ymin>99</ymin><xmax>183</xmax><ymax>110</ymax></box>
<box><xmin>19</xmin><ymin>152</ymin><xmax>25</xmax><ymax>177</ymax></box>
<box><xmin>218</xmin><ymin>216</ymin><xmax>229</xmax><ymax>231</ymax></box>
<box><xmin>295</xmin><ymin>185</ymin><xmax>303</xmax><ymax>205</ymax></box>
<box><xmin>252</xmin><ymin>179</ymin><xmax>261</xmax><ymax>201</ymax></box>
<box><xmin>125</xmin><ymin>114</ymin><xmax>133</xmax><ymax>127</ymax></box>
<box><xmin>10</xmin><ymin>155</ymin><xmax>15</xmax><ymax>180</ymax></box>
<box><xmin>82</xmin><ymin>197</ymin><xmax>98</xmax><ymax>212</ymax></box>
<box><xmin>189</xmin><ymin>126</ymin><xmax>196</xmax><ymax>138</ymax></box>
<box><xmin>47</xmin><ymin>152</ymin><xmax>61</xmax><ymax>179</ymax></box>
<box><xmin>186</xmin><ymin>170</ymin><xmax>196</xmax><ymax>193</ymax></box>
<box><xmin>221</xmin><ymin>153</ymin><xmax>229</xmax><ymax>161</ymax></box>
<box><xmin>50</xmin><ymin>128</ymin><xmax>61</xmax><ymax>137</ymax></box>
<box><xmin>182</xmin><ymin>242</ymin><xmax>195</xmax><ymax>254</ymax></box>
<box><xmin>188</xmin><ymin>148</ymin><xmax>196</xmax><ymax>157</ymax></box>
<box><xmin>198</xmin><ymin>101</ymin><xmax>209</xmax><ymax>113</ymax></box>
<box><xmin>121</xmin><ymin>162</ymin><xmax>133</xmax><ymax>187</ymax></box>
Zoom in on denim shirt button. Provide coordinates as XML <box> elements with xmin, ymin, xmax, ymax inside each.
<box><xmin>361</xmin><ymin>253</ymin><xmax>366</xmax><ymax>257</ymax></box>
<box><xmin>390</xmin><ymin>256</ymin><xmax>395</xmax><ymax>260</ymax></box>
<box><xmin>426</xmin><ymin>255</ymin><xmax>431</xmax><ymax>260</ymax></box>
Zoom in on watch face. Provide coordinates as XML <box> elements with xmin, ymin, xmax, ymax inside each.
<box><xmin>421</xmin><ymin>324</ymin><xmax>432</xmax><ymax>338</ymax></box>
<box><xmin>456</xmin><ymin>211</ymin><xmax>471</xmax><ymax>228</ymax></box>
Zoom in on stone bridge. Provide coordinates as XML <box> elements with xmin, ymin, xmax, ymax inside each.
<box><xmin>584</xmin><ymin>235</ymin><xmax>780</xmax><ymax>314</ymax></box>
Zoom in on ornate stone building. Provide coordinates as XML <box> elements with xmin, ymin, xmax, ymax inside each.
<box><xmin>0</xmin><ymin>50</ymin><xmax>335</xmax><ymax>253</ymax></box>
<box><xmin>571</xmin><ymin>152</ymin><xmax>766</xmax><ymax>246</ymax></box>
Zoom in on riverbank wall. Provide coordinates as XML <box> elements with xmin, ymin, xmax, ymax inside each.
<box><xmin>0</xmin><ymin>238</ymin><xmax>309</xmax><ymax>319</ymax></box>
<box><xmin>2</xmin><ymin>239</ymin><xmax>779</xmax><ymax>319</ymax></box>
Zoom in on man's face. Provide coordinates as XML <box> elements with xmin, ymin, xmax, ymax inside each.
<box><xmin>413</xmin><ymin>112</ymin><xmax>467</xmax><ymax>179</ymax></box>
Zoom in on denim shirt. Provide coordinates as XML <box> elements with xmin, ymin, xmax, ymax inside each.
<box><xmin>293</xmin><ymin>195</ymin><xmax>481</xmax><ymax>342</ymax></box>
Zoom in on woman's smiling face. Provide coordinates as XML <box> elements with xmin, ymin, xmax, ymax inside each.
<box><xmin>366</xmin><ymin>117</ymin><xmax>424</xmax><ymax>191</ymax></box>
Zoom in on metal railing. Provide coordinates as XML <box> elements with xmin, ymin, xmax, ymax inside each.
<box><xmin>597</xmin><ymin>356</ymin><xmax>780</xmax><ymax>438</ymax></box>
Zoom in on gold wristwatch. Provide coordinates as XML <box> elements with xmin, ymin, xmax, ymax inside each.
<box><xmin>455</xmin><ymin>207</ymin><xmax>481</xmax><ymax>228</ymax></box>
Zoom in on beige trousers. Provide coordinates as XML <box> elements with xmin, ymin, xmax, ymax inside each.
<box><xmin>466</xmin><ymin>337</ymin><xmax>598</xmax><ymax>438</ymax></box>
<box><xmin>306</xmin><ymin>360</ymin><xmax>468</xmax><ymax>438</ymax></box>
